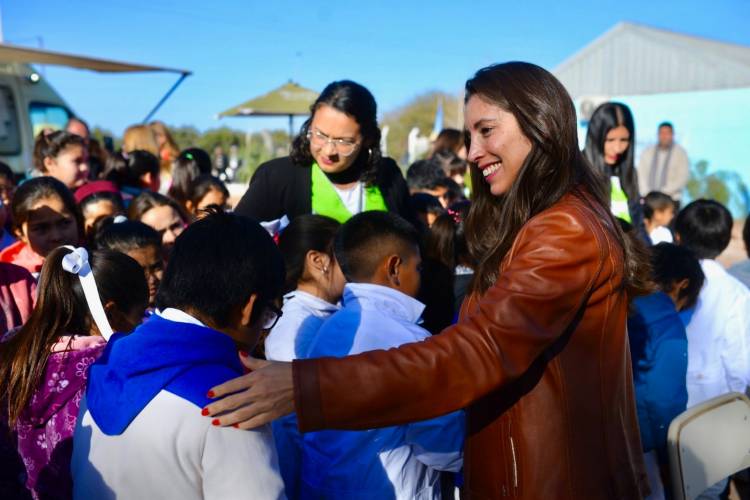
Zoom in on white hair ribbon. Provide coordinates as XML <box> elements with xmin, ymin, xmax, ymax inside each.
<box><xmin>113</xmin><ymin>215</ymin><xmax>128</xmax><ymax>224</ymax></box>
<box><xmin>61</xmin><ymin>246</ymin><xmax>114</xmax><ymax>341</ymax></box>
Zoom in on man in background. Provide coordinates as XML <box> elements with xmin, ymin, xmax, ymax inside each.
<box><xmin>638</xmin><ymin>122</ymin><xmax>690</xmax><ymax>206</ymax></box>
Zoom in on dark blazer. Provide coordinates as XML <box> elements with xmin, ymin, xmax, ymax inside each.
<box><xmin>234</xmin><ymin>156</ymin><xmax>413</xmax><ymax>222</ymax></box>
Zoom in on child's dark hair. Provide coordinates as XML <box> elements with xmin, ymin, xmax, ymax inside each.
<box><xmin>743</xmin><ymin>216</ymin><xmax>750</xmax><ymax>258</ymax></box>
<box><xmin>435</xmin><ymin>177</ymin><xmax>465</xmax><ymax>205</ymax></box>
<box><xmin>406</xmin><ymin>159</ymin><xmax>446</xmax><ymax>191</ymax></box>
<box><xmin>674</xmin><ymin>199</ymin><xmax>733</xmax><ymax>259</ymax></box>
<box><xmin>431</xmin><ymin>149</ymin><xmax>467</xmax><ymax>177</ymax></box>
<box><xmin>189</xmin><ymin>175</ymin><xmax>229</xmax><ymax>210</ymax></box>
<box><xmin>11</xmin><ymin>177</ymin><xmax>82</xmax><ymax>236</ymax></box>
<box><xmin>128</xmin><ymin>190</ymin><xmax>189</xmax><ymax>224</ymax></box>
<box><xmin>426</xmin><ymin>201</ymin><xmax>472</xmax><ymax>269</ymax></box>
<box><xmin>278</xmin><ymin>214</ymin><xmax>340</xmax><ymax>294</ymax></box>
<box><xmin>0</xmin><ymin>161</ymin><xmax>15</xmax><ymax>183</ymax></box>
<box><xmin>0</xmin><ymin>247</ymin><xmax>148</xmax><ymax>426</ymax></box>
<box><xmin>643</xmin><ymin>191</ymin><xmax>674</xmax><ymax>220</ymax></box>
<box><xmin>335</xmin><ymin>211</ymin><xmax>420</xmax><ymax>282</ymax></box>
<box><xmin>94</xmin><ymin>218</ymin><xmax>162</xmax><ymax>254</ymax></box>
<box><xmin>103</xmin><ymin>150</ymin><xmax>159</xmax><ymax>189</ymax></box>
<box><xmin>32</xmin><ymin>130</ymin><xmax>86</xmax><ymax>172</ymax></box>
<box><xmin>80</xmin><ymin>191</ymin><xmax>125</xmax><ymax>217</ymax></box>
<box><xmin>410</xmin><ymin>193</ymin><xmax>444</xmax><ymax>217</ymax></box>
<box><xmin>168</xmin><ymin>148</ymin><xmax>212</xmax><ymax>206</ymax></box>
<box><xmin>650</xmin><ymin>243</ymin><xmax>705</xmax><ymax>310</ymax></box>
<box><xmin>156</xmin><ymin>211</ymin><xmax>285</xmax><ymax>328</ymax></box>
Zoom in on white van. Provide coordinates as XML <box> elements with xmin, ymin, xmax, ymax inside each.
<box><xmin>0</xmin><ymin>62</ymin><xmax>71</xmax><ymax>174</ymax></box>
<box><xmin>0</xmin><ymin>43</ymin><xmax>190</xmax><ymax>175</ymax></box>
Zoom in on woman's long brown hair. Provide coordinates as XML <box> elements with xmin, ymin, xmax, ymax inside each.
<box><xmin>463</xmin><ymin>62</ymin><xmax>651</xmax><ymax>297</ymax></box>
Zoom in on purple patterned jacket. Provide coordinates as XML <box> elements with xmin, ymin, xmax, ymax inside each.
<box><xmin>8</xmin><ymin>336</ymin><xmax>105</xmax><ymax>500</ymax></box>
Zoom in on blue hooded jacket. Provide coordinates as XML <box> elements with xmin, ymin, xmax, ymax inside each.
<box><xmin>627</xmin><ymin>292</ymin><xmax>688</xmax><ymax>463</ymax></box>
<box><xmin>86</xmin><ymin>314</ymin><xmax>243</xmax><ymax>436</ymax></box>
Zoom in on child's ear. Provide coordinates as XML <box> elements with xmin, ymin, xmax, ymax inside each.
<box><xmin>386</xmin><ymin>255</ymin><xmax>402</xmax><ymax>287</ymax></box>
<box><xmin>306</xmin><ymin>250</ymin><xmax>331</xmax><ymax>275</ymax></box>
<box><xmin>675</xmin><ymin>278</ymin><xmax>690</xmax><ymax>293</ymax></box>
<box><xmin>42</xmin><ymin>156</ymin><xmax>56</xmax><ymax>173</ymax></box>
<box><xmin>185</xmin><ymin>199</ymin><xmax>195</xmax><ymax>214</ymax></box>
<box><xmin>13</xmin><ymin>224</ymin><xmax>25</xmax><ymax>241</ymax></box>
<box><xmin>240</xmin><ymin>293</ymin><xmax>259</xmax><ymax>328</ymax></box>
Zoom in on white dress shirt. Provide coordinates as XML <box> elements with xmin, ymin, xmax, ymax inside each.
<box><xmin>685</xmin><ymin>259</ymin><xmax>750</xmax><ymax>408</ymax></box>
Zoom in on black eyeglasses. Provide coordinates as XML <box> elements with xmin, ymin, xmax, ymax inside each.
<box><xmin>261</xmin><ymin>303</ymin><xmax>283</xmax><ymax>330</ymax></box>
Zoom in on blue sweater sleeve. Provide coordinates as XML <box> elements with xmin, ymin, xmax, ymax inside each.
<box><xmin>643</xmin><ymin>336</ymin><xmax>688</xmax><ymax>464</ymax></box>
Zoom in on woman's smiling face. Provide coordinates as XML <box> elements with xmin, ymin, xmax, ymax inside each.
<box><xmin>465</xmin><ymin>95</ymin><xmax>532</xmax><ymax>196</ymax></box>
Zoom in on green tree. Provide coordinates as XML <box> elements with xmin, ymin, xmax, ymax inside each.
<box><xmin>235</xmin><ymin>129</ymin><xmax>290</xmax><ymax>183</ymax></box>
<box><xmin>169</xmin><ymin>125</ymin><xmax>201</xmax><ymax>150</ymax></box>
<box><xmin>686</xmin><ymin>160</ymin><xmax>750</xmax><ymax>215</ymax></box>
<box><xmin>381</xmin><ymin>91</ymin><xmax>462</xmax><ymax>166</ymax></box>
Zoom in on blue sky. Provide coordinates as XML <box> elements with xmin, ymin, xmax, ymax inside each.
<box><xmin>5</xmin><ymin>0</ymin><xmax>750</xmax><ymax>135</ymax></box>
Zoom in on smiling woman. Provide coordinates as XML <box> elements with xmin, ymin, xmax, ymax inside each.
<box><xmin>206</xmin><ymin>62</ymin><xmax>653</xmax><ymax>499</ymax></box>
<box><xmin>234</xmin><ymin>80</ymin><xmax>413</xmax><ymax>225</ymax></box>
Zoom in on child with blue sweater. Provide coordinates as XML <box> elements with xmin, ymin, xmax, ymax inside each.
<box><xmin>71</xmin><ymin>211</ymin><xmax>286</xmax><ymax>499</ymax></box>
<box><xmin>300</xmin><ymin>211</ymin><xmax>463</xmax><ymax>499</ymax></box>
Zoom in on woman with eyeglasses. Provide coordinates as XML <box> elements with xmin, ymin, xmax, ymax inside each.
<box><xmin>234</xmin><ymin>81</ymin><xmax>412</xmax><ymax>225</ymax></box>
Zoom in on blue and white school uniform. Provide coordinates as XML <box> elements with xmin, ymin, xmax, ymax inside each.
<box><xmin>301</xmin><ymin>283</ymin><xmax>464</xmax><ymax>499</ymax></box>
<box><xmin>71</xmin><ymin>309</ymin><xmax>285</xmax><ymax>500</ymax></box>
<box><xmin>265</xmin><ymin>290</ymin><xmax>339</xmax><ymax>362</ymax></box>
<box><xmin>264</xmin><ymin>291</ymin><xmax>338</xmax><ymax>499</ymax></box>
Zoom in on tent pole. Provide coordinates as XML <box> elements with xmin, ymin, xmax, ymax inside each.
<box><xmin>142</xmin><ymin>72</ymin><xmax>189</xmax><ymax>124</ymax></box>
<box><xmin>288</xmin><ymin>114</ymin><xmax>294</xmax><ymax>152</ymax></box>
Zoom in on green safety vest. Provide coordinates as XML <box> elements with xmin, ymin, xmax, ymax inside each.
<box><xmin>310</xmin><ymin>163</ymin><xmax>388</xmax><ymax>223</ymax></box>
<box><xmin>610</xmin><ymin>176</ymin><xmax>632</xmax><ymax>223</ymax></box>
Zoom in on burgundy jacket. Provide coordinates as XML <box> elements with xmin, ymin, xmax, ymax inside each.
<box><xmin>293</xmin><ymin>189</ymin><xmax>649</xmax><ymax>499</ymax></box>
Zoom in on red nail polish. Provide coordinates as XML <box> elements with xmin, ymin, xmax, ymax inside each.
<box><xmin>201</xmin><ymin>408</ymin><xmax>209</xmax><ymax>416</ymax></box>
<box><xmin>212</xmin><ymin>419</ymin><xmax>220</xmax><ymax>426</ymax></box>
<box><xmin>239</xmin><ymin>350</ymin><xmax>249</xmax><ymax>358</ymax></box>
<box><xmin>207</xmin><ymin>390</ymin><xmax>215</xmax><ymax>398</ymax></box>
<box><xmin>233</xmin><ymin>423</ymin><xmax>239</xmax><ymax>429</ymax></box>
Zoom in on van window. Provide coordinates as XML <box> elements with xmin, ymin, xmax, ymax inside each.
<box><xmin>29</xmin><ymin>102</ymin><xmax>71</xmax><ymax>138</ymax></box>
<box><xmin>0</xmin><ymin>86</ymin><xmax>21</xmax><ymax>155</ymax></box>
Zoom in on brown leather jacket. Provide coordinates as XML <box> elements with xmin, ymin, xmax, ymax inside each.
<box><xmin>293</xmin><ymin>189</ymin><xmax>649</xmax><ymax>499</ymax></box>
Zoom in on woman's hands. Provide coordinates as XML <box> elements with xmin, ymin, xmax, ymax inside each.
<box><xmin>203</xmin><ymin>354</ymin><xmax>295</xmax><ymax>429</ymax></box>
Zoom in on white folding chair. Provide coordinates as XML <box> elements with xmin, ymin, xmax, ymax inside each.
<box><xmin>668</xmin><ymin>392</ymin><xmax>750</xmax><ymax>500</ymax></box>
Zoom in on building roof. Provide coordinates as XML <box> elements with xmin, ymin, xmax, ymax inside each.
<box><xmin>553</xmin><ymin>22</ymin><xmax>750</xmax><ymax>99</ymax></box>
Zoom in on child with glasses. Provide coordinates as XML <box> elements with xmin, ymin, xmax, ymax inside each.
<box><xmin>299</xmin><ymin>211</ymin><xmax>464</xmax><ymax>499</ymax></box>
<box><xmin>72</xmin><ymin>212</ymin><xmax>286</xmax><ymax>499</ymax></box>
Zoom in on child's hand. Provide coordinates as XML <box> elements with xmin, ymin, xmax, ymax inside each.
<box><xmin>202</xmin><ymin>354</ymin><xmax>294</xmax><ymax>429</ymax></box>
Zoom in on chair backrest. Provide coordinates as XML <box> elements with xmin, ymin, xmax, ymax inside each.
<box><xmin>668</xmin><ymin>392</ymin><xmax>750</xmax><ymax>500</ymax></box>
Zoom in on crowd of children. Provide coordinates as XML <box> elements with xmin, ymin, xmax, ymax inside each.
<box><xmin>0</xmin><ymin>104</ymin><xmax>747</xmax><ymax>500</ymax></box>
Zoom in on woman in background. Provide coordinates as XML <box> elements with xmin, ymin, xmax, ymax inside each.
<box><xmin>583</xmin><ymin>102</ymin><xmax>645</xmax><ymax>236</ymax></box>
